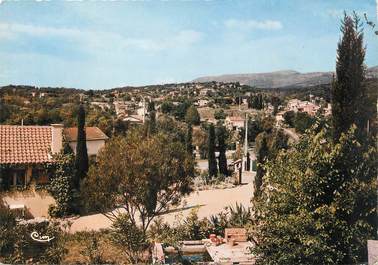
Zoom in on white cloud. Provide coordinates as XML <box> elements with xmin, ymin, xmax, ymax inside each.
<box><xmin>224</xmin><ymin>19</ymin><xmax>283</xmax><ymax>30</ymax></box>
<box><xmin>0</xmin><ymin>23</ymin><xmax>82</xmax><ymax>39</ymax></box>
<box><xmin>326</xmin><ymin>9</ymin><xmax>344</xmax><ymax>18</ymax></box>
<box><xmin>0</xmin><ymin>23</ymin><xmax>204</xmax><ymax>52</ymax></box>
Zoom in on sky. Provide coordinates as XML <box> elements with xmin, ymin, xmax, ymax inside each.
<box><xmin>0</xmin><ymin>0</ymin><xmax>377</xmax><ymax>90</ymax></box>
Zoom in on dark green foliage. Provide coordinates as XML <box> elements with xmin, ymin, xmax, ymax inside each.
<box><xmin>112</xmin><ymin>118</ymin><xmax>129</xmax><ymax>137</ymax></box>
<box><xmin>74</xmin><ymin>104</ymin><xmax>88</xmax><ymax>189</ymax></box>
<box><xmin>186</xmin><ymin>123</ymin><xmax>194</xmax><ymax>155</ymax></box>
<box><xmin>214</xmin><ymin>109</ymin><xmax>227</xmax><ymax>120</ymax></box>
<box><xmin>283</xmin><ymin>110</ymin><xmax>295</xmax><ymax>127</ymax></box>
<box><xmin>149</xmin><ymin>203</ymin><xmax>252</xmax><ymax>246</ymax></box>
<box><xmin>246</xmin><ymin>152</ymin><xmax>251</xmax><ymax>171</ymax></box>
<box><xmin>216</xmin><ymin>125</ymin><xmax>228</xmax><ymax>176</ymax></box>
<box><xmin>254</xmin><ymin>132</ymin><xmax>269</xmax><ymax>198</ymax></box>
<box><xmin>0</xmin><ymin>206</ymin><xmax>66</xmax><ymax>264</ymax></box>
<box><xmin>110</xmin><ymin>214</ymin><xmax>149</xmax><ymax>263</ymax></box>
<box><xmin>207</xmin><ymin>124</ymin><xmax>218</xmax><ymax>178</ymax></box>
<box><xmin>238</xmin><ymin>115</ymin><xmax>273</xmax><ymax>143</ymax></box>
<box><xmin>185</xmin><ymin>105</ymin><xmax>201</xmax><ymax>125</ymax></box>
<box><xmin>160</xmin><ymin>100</ymin><xmax>174</xmax><ymax>114</ymax></box>
<box><xmin>332</xmin><ymin>12</ymin><xmax>368</xmax><ymax>141</ymax></box>
<box><xmin>147</xmin><ymin>100</ymin><xmax>155</xmax><ymax>112</ymax></box>
<box><xmin>284</xmin><ymin>111</ymin><xmax>315</xmax><ymax>133</ymax></box>
<box><xmin>82</xmin><ymin>127</ymin><xmax>195</xmax><ymax>239</ymax></box>
<box><xmin>0</xmin><ymin>204</ymin><xmax>16</xmax><ymax>257</ymax></box>
<box><xmin>271</xmin><ymin>96</ymin><xmax>281</xmax><ymax>115</ymax></box>
<box><xmin>268</xmin><ymin>129</ymin><xmax>289</xmax><ymax>159</ymax></box>
<box><xmin>227</xmin><ymin>203</ymin><xmax>252</xmax><ymax>227</ymax></box>
<box><xmin>147</xmin><ymin>111</ymin><xmax>157</xmax><ymax>136</ymax></box>
<box><xmin>248</xmin><ymin>94</ymin><xmax>264</xmax><ymax>109</ymax></box>
<box><xmin>175</xmin><ymin>101</ymin><xmax>192</xmax><ymax>121</ymax></box>
<box><xmin>156</xmin><ymin>115</ymin><xmax>187</xmax><ymax>144</ymax></box>
<box><xmin>251</xmin><ymin>127</ymin><xmax>377</xmax><ymax>265</ymax></box>
<box><xmin>0</xmin><ymin>102</ymin><xmax>11</xmax><ymax>123</ymax></box>
<box><xmin>47</xmin><ymin>150</ymin><xmax>76</xmax><ymax>217</ymax></box>
<box><xmin>293</xmin><ymin>111</ymin><xmax>315</xmax><ymax>133</ymax></box>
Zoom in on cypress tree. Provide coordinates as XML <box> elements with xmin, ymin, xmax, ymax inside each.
<box><xmin>186</xmin><ymin>123</ymin><xmax>194</xmax><ymax>156</ymax></box>
<box><xmin>254</xmin><ymin>132</ymin><xmax>269</xmax><ymax>198</ymax></box>
<box><xmin>217</xmin><ymin>125</ymin><xmax>228</xmax><ymax>176</ymax></box>
<box><xmin>246</xmin><ymin>152</ymin><xmax>251</xmax><ymax>171</ymax></box>
<box><xmin>332</xmin><ymin>12</ymin><xmax>367</xmax><ymax>141</ymax></box>
<box><xmin>74</xmin><ymin>104</ymin><xmax>88</xmax><ymax>189</ymax></box>
<box><xmin>208</xmin><ymin>124</ymin><xmax>218</xmax><ymax>178</ymax></box>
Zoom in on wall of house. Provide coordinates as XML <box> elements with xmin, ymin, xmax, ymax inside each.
<box><xmin>2</xmin><ymin>189</ymin><xmax>55</xmax><ymax>218</ymax></box>
<box><xmin>69</xmin><ymin>140</ymin><xmax>106</xmax><ymax>156</ymax></box>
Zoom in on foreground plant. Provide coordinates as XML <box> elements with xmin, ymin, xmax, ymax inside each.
<box><xmin>82</xmin><ymin>127</ymin><xmax>195</xmax><ymax>261</ymax></box>
<box><xmin>251</xmin><ymin>127</ymin><xmax>377</xmax><ymax>265</ymax></box>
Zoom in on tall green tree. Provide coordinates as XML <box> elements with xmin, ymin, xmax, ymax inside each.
<box><xmin>207</xmin><ymin>124</ymin><xmax>218</xmax><ymax>178</ymax></box>
<box><xmin>332</xmin><ymin>12</ymin><xmax>368</xmax><ymax>141</ymax></box>
<box><xmin>186</xmin><ymin>123</ymin><xmax>194</xmax><ymax>156</ymax></box>
<box><xmin>74</xmin><ymin>104</ymin><xmax>88</xmax><ymax>189</ymax></box>
<box><xmin>254</xmin><ymin>132</ymin><xmax>269</xmax><ymax>198</ymax></box>
<box><xmin>251</xmin><ymin>127</ymin><xmax>377</xmax><ymax>265</ymax></box>
<box><xmin>216</xmin><ymin>125</ymin><xmax>228</xmax><ymax>176</ymax></box>
<box><xmin>82</xmin><ymin>128</ymin><xmax>195</xmax><ymax>235</ymax></box>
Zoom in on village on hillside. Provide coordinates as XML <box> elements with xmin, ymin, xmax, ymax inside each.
<box><xmin>1</xmin><ymin>1</ymin><xmax>378</xmax><ymax>265</ymax></box>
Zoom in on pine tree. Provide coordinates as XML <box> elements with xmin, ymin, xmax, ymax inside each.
<box><xmin>74</xmin><ymin>104</ymin><xmax>88</xmax><ymax>190</ymax></box>
<box><xmin>332</xmin><ymin>12</ymin><xmax>367</xmax><ymax>141</ymax></box>
<box><xmin>208</xmin><ymin>124</ymin><xmax>218</xmax><ymax>178</ymax></box>
<box><xmin>217</xmin><ymin>125</ymin><xmax>228</xmax><ymax>176</ymax></box>
<box><xmin>186</xmin><ymin>123</ymin><xmax>194</xmax><ymax>156</ymax></box>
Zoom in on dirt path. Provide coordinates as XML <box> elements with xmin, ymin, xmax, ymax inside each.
<box><xmin>68</xmin><ymin>179</ymin><xmax>254</xmax><ymax>233</ymax></box>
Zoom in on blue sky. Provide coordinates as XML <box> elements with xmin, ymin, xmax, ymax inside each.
<box><xmin>0</xmin><ymin>0</ymin><xmax>377</xmax><ymax>89</ymax></box>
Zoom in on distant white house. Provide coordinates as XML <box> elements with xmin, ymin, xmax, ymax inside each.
<box><xmin>197</xmin><ymin>99</ymin><xmax>209</xmax><ymax>107</ymax></box>
<box><xmin>287</xmin><ymin>99</ymin><xmax>320</xmax><ymax>116</ymax></box>
<box><xmin>64</xmin><ymin>127</ymin><xmax>109</xmax><ymax>156</ymax></box>
<box><xmin>123</xmin><ymin>114</ymin><xmax>144</xmax><ymax>124</ymax></box>
<box><xmin>225</xmin><ymin>116</ymin><xmax>245</xmax><ymax>131</ymax></box>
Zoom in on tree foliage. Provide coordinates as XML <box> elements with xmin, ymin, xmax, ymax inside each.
<box><xmin>216</xmin><ymin>125</ymin><xmax>228</xmax><ymax>176</ymax></box>
<box><xmin>248</xmin><ymin>94</ymin><xmax>264</xmax><ymax>110</ymax></box>
<box><xmin>185</xmin><ymin>105</ymin><xmax>201</xmax><ymax>125</ymax></box>
<box><xmin>207</xmin><ymin>124</ymin><xmax>218</xmax><ymax>178</ymax></box>
<box><xmin>251</xmin><ymin>127</ymin><xmax>377</xmax><ymax>265</ymax></box>
<box><xmin>46</xmin><ymin>148</ymin><xmax>76</xmax><ymax>217</ymax></box>
<box><xmin>0</xmin><ymin>205</ymin><xmax>66</xmax><ymax>264</ymax></box>
<box><xmin>74</xmin><ymin>104</ymin><xmax>88</xmax><ymax>189</ymax></box>
<box><xmin>254</xmin><ymin>132</ymin><xmax>269</xmax><ymax>198</ymax></box>
<box><xmin>110</xmin><ymin>214</ymin><xmax>149</xmax><ymax>263</ymax></box>
<box><xmin>186</xmin><ymin>123</ymin><xmax>194</xmax><ymax>156</ymax></box>
<box><xmin>82</xmin><ymin>127</ymin><xmax>195</xmax><ymax>235</ymax></box>
<box><xmin>294</xmin><ymin>111</ymin><xmax>316</xmax><ymax>133</ymax></box>
<box><xmin>332</xmin><ymin>12</ymin><xmax>368</xmax><ymax>141</ymax></box>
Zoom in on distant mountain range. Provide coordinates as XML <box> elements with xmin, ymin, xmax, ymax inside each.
<box><xmin>193</xmin><ymin>66</ymin><xmax>378</xmax><ymax>89</ymax></box>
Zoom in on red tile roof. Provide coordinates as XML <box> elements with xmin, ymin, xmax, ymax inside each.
<box><xmin>0</xmin><ymin>125</ymin><xmax>52</xmax><ymax>164</ymax></box>
<box><xmin>64</xmin><ymin>127</ymin><xmax>108</xmax><ymax>142</ymax></box>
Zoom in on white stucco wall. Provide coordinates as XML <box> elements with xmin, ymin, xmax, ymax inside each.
<box><xmin>3</xmin><ymin>190</ymin><xmax>55</xmax><ymax>218</ymax></box>
<box><xmin>69</xmin><ymin>140</ymin><xmax>106</xmax><ymax>156</ymax></box>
